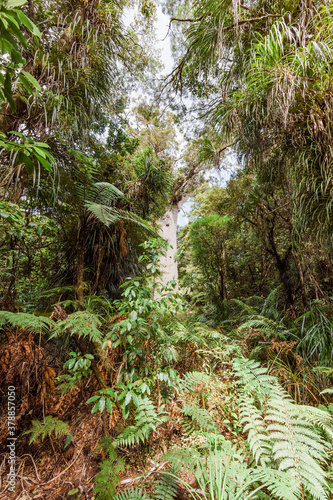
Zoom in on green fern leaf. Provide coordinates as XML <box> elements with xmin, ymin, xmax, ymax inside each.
<box><xmin>115</xmin><ymin>487</ymin><xmax>152</xmax><ymax>500</ymax></box>
<box><xmin>51</xmin><ymin>310</ymin><xmax>103</xmax><ymax>344</ymax></box>
<box><xmin>154</xmin><ymin>469</ymin><xmax>178</xmax><ymax>500</ymax></box>
<box><xmin>23</xmin><ymin>416</ymin><xmax>70</xmax><ymax>444</ymax></box>
<box><xmin>182</xmin><ymin>402</ymin><xmax>218</xmax><ymax>434</ymax></box>
<box><xmin>0</xmin><ymin>311</ymin><xmax>52</xmax><ymax>333</ymax></box>
<box><xmin>115</xmin><ymin>397</ymin><xmax>167</xmax><ymax>448</ymax></box>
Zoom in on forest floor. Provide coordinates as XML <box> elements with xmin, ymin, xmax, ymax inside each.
<box><xmin>0</xmin><ymin>326</ymin><xmax>233</xmax><ymax>500</ymax></box>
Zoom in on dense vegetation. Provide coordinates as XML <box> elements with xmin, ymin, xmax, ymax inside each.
<box><xmin>1</xmin><ymin>0</ymin><xmax>333</xmax><ymax>499</ymax></box>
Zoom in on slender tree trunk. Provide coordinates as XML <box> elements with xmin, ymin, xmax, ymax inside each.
<box><xmin>222</xmin><ymin>244</ymin><xmax>229</xmax><ymax>300</ymax></box>
<box><xmin>159</xmin><ymin>203</ymin><xmax>183</xmax><ymax>291</ymax></box>
<box><xmin>77</xmin><ymin>217</ymin><xmax>87</xmax><ymax>302</ymax></box>
<box><xmin>294</xmin><ymin>250</ymin><xmax>309</xmax><ymax>309</ymax></box>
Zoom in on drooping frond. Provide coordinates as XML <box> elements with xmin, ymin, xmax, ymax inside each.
<box><xmin>251</xmin><ymin>467</ymin><xmax>301</xmax><ymax>500</ymax></box>
<box><xmin>239</xmin><ymin>397</ymin><xmax>271</xmax><ymax>465</ymax></box>
<box><xmin>87</xmin><ymin>182</ymin><xmax>124</xmax><ymax>205</ymax></box>
<box><xmin>237</xmin><ymin>315</ymin><xmax>293</xmax><ymax>340</ymax></box>
<box><xmin>233</xmin><ymin>357</ymin><xmax>333</xmax><ymax>499</ymax></box>
<box><xmin>0</xmin><ymin>311</ymin><xmax>52</xmax><ymax>333</ymax></box>
<box><xmin>51</xmin><ymin>310</ymin><xmax>103</xmax><ymax>344</ymax></box>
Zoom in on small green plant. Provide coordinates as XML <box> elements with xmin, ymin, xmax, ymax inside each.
<box><xmin>57</xmin><ymin>352</ymin><xmax>94</xmax><ymax>394</ymax></box>
<box><xmin>86</xmin><ymin>380</ymin><xmax>152</xmax><ymax>419</ymax></box>
<box><xmin>24</xmin><ymin>416</ymin><xmax>71</xmax><ymax>444</ymax></box>
<box><xmin>94</xmin><ymin>437</ymin><xmax>125</xmax><ymax>500</ymax></box>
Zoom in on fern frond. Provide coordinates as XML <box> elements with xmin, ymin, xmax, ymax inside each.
<box><xmin>237</xmin><ymin>315</ymin><xmax>292</xmax><ymax>340</ymax></box>
<box><xmin>51</xmin><ymin>310</ymin><xmax>103</xmax><ymax>344</ymax></box>
<box><xmin>182</xmin><ymin>402</ymin><xmax>218</xmax><ymax>435</ymax></box>
<box><xmin>116</xmin><ymin>488</ymin><xmax>152</xmax><ymax>500</ymax></box>
<box><xmin>94</xmin><ymin>443</ymin><xmax>124</xmax><ymax>500</ymax></box>
<box><xmin>0</xmin><ymin>311</ymin><xmax>52</xmax><ymax>333</ymax></box>
<box><xmin>297</xmin><ymin>405</ymin><xmax>333</xmax><ymax>439</ymax></box>
<box><xmin>232</xmin><ymin>357</ymin><xmax>275</xmax><ymax>396</ymax></box>
<box><xmin>87</xmin><ymin>182</ymin><xmax>124</xmax><ymax>205</ymax></box>
<box><xmin>163</xmin><ymin>447</ymin><xmax>202</xmax><ymax>476</ymax></box>
<box><xmin>239</xmin><ymin>397</ymin><xmax>271</xmax><ymax>465</ymax></box>
<box><xmin>176</xmin><ymin>323</ymin><xmax>222</xmax><ymax>347</ymax></box>
<box><xmin>252</xmin><ymin>467</ymin><xmax>301</xmax><ymax>500</ymax></box>
<box><xmin>154</xmin><ymin>469</ymin><xmax>178</xmax><ymax>500</ymax></box>
<box><xmin>23</xmin><ymin>416</ymin><xmax>69</xmax><ymax>444</ymax></box>
<box><xmin>115</xmin><ymin>397</ymin><xmax>166</xmax><ymax>447</ymax></box>
<box><xmin>178</xmin><ymin>371</ymin><xmax>211</xmax><ymax>394</ymax></box>
<box><xmin>266</xmin><ymin>382</ymin><xmax>330</xmax><ymax>500</ymax></box>
<box><xmin>230</xmin><ymin>298</ymin><xmax>259</xmax><ymax>317</ymax></box>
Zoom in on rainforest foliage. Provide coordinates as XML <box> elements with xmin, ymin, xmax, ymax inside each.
<box><xmin>1</xmin><ymin>0</ymin><xmax>333</xmax><ymax>499</ymax></box>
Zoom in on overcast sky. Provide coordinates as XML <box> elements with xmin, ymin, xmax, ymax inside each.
<box><xmin>124</xmin><ymin>3</ymin><xmax>240</xmax><ymax>227</ymax></box>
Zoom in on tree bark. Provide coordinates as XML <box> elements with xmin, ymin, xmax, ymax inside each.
<box><xmin>158</xmin><ymin>203</ymin><xmax>183</xmax><ymax>291</ymax></box>
<box><xmin>294</xmin><ymin>250</ymin><xmax>309</xmax><ymax>309</ymax></box>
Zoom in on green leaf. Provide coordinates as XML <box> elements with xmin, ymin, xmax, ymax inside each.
<box><xmin>18</xmin><ymin>73</ymin><xmax>34</xmax><ymax>94</ymax></box>
<box><xmin>3</xmin><ymin>71</ymin><xmax>15</xmax><ymax>111</ymax></box>
<box><xmin>17</xmin><ymin>10</ymin><xmax>41</xmax><ymax>37</ymax></box>
<box><xmin>67</xmin><ymin>488</ymin><xmax>79</xmax><ymax>496</ymax></box>
<box><xmin>97</xmin><ymin>397</ymin><xmax>106</xmax><ymax>413</ymax></box>
<box><xmin>6</xmin><ymin>0</ymin><xmax>27</xmax><ymax>7</ymax></box>
<box><xmin>320</xmin><ymin>388</ymin><xmax>333</xmax><ymax>395</ymax></box>
<box><xmin>16</xmin><ymin>151</ymin><xmax>34</xmax><ymax>174</ymax></box>
<box><xmin>20</xmin><ymin>70</ymin><xmax>41</xmax><ymax>91</ymax></box>
<box><xmin>124</xmin><ymin>391</ymin><xmax>133</xmax><ymax>406</ymax></box>
<box><xmin>130</xmin><ymin>310</ymin><xmax>137</xmax><ymax>321</ymax></box>
<box><xmin>106</xmin><ymin>399</ymin><xmax>114</xmax><ymax>414</ymax></box>
<box><xmin>34</xmin><ymin>153</ymin><xmax>52</xmax><ymax>172</ymax></box>
<box><xmin>87</xmin><ymin>395</ymin><xmax>100</xmax><ymax>404</ymax></box>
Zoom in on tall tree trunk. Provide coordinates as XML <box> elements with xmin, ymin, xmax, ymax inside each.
<box><xmin>77</xmin><ymin>217</ymin><xmax>87</xmax><ymax>302</ymax></box>
<box><xmin>159</xmin><ymin>202</ymin><xmax>185</xmax><ymax>291</ymax></box>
